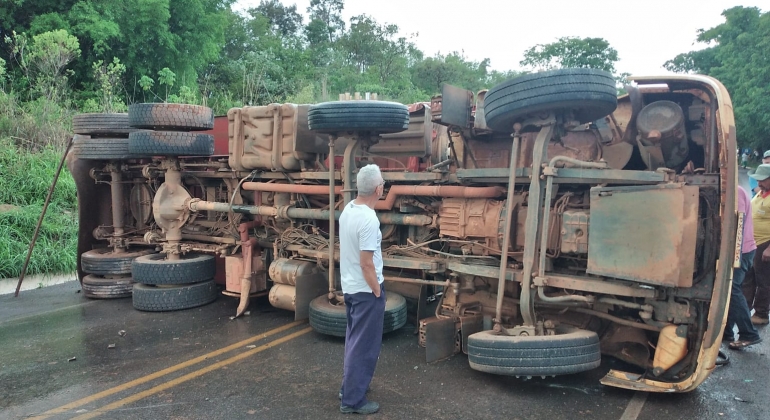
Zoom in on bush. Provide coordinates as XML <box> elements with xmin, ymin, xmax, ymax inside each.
<box><xmin>0</xmin><ymin>91</ymin><xmax>74</xmax><ymax>151</ymax></box>
<box><xmin>0</xmin><ymin>137</ymin><xmax>77</xmax><ymax>278</ymax></box>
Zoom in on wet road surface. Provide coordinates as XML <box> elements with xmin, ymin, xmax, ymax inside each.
<box><xmin>1</xmin><ymin>281</ymin><xmax>768</xmax><ymax>420</ymax></box>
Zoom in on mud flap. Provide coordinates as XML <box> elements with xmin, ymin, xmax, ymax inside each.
<box><xmin>294</xmin><ymin>272</ymin><xmax>328</xmax><ymax>321</ymax></box>
<box><xmin>439</xmin><ymin>84</ymin><xmax>473</xmax><ymax>128</ymax></box>
<box><xmin>460</xmin><ymin>315</ymin><xmax>483</xmax><ymax>354</ymax></box>
<box><xmin>421</xmin><ymin>317</ymin><xmax>457</xmax><ymax>363</ymax></box>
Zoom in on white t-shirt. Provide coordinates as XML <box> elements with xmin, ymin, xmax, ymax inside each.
<box><xmin>339</xmin><ymin>201</ymin><xmax>383</xmax><ymax>294</ymax></box>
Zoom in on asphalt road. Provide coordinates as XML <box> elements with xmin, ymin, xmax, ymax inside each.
<box><xmin>1</xmin><ymin>281</ymin><xmax>768</xmax><ymax>420</ymax></box>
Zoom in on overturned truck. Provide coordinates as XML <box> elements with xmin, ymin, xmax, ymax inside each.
<box><xmin>68</xmin><ymin>69</ymin><xmax>739</xmax><ymax>392</ymax></box>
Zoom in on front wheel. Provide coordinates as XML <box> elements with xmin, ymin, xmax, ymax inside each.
<box><xmin>483</xmin><ymin>68</ymin><xmax>618</xmax><ymax>132</ymax></box>
<box><xmin>467</xmin><ymin>326</ymin><xmax>601</xmax><ymax>376</ymax></box>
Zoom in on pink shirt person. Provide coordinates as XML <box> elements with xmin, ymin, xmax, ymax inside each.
<box><xmin>739</xmin><ymin>186</ymin><xmax>757</xmax><ymax>254</ymax></box>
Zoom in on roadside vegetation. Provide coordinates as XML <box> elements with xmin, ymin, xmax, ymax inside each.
<box><xmin>0</xmin><ymin>1</ymin><xmax>767</xmax><ymax>277</ymax></box>
<box><xmin>0</xmin><ymin>135</ymin><xmax>77</xmax><ymax>278</ymax></box>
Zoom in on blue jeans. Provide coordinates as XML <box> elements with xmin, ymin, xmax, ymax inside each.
<box><xmin>341</xmin><ymin>285</ymin><xmax>385</xmax><ymax>409</ymax></box>
<box><xmin>726</xmin><ymin>250</ymin><xmax>760</xmax><ymax>342</ymax></box>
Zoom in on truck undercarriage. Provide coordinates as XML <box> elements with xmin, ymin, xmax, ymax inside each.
<box><xmin>68</xmin><ymin>70</ymin><xmax>738</xmax><ymax>392</ymax></box>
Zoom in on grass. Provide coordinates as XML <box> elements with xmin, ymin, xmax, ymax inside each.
<box><xmin>0</xmin><ymin>137</ymin><xmax>77</xmax><ymax>278</ymax></box>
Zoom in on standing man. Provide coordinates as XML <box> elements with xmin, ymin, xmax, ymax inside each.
<box><xmin>339</xmin><ymin>164</ymin><xmax>386</xmax><ymax>415</ymax></box>
<box><xmin>725</xmin><ymin>186</ymin><xmax>762</xmax><ymax>349</ymax></box>
<box><xmin>745</xmin><ymin>164</ymin><xmax>770</xmax><ymax>325</ymax></box>
<box><xmin>749</xmin><ymin>151</ymin><xmax>770</xmax><ymax>195</ymax></box>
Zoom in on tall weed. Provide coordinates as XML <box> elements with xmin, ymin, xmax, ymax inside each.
<box><xmin>0</xmin><ymin>91</ymin><xmax>74</xmax><ymax>151</ymax></box>
<box><xmin>0</xmin><ymin>138</ymin><xmax>77</xmax><ymax>278</ymax></box>
<box><xmin>0</xmin><ymin>204</ymin><xmax>77</xmax><ymax>278</ymax></box>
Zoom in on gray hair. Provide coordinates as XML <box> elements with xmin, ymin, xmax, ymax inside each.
<box><xmin>356</xmin><ymin>164</ymin><xmax>382</xmax><ymax>197</ymax></box>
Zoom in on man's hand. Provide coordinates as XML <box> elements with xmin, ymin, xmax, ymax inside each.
<box><xmin>360</xmin><ymin>250</ymin><xmax>381</xmax><ymax>297</ymax></box>
<box><xmin>762</xmin><ymin>245</ymin><xmax>770</xmax><ymax>262</ymax></box>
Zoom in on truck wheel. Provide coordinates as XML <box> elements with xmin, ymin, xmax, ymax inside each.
<box><xmin>81</xmin><ymin>274</ymin><xmax>134</xmax><ymax>299</ymax></box>
<box><xmin>467</xmin><ymin>326</ymin><xmax>601</xmax><ymax>376</ymax></box>
<box><xmin>483</xmin><ymin>68</ymin><xmax>618</xmax><ymax>132</ymax></box>
<box><xmin>308</xmin><ymin>101</ymin><xmax>410</xmax><ymax>134</ymax></box>
<box><xmin>132</xmin><ymin>253</ymin><xmax>216</xmax><ymax>285</ymax></box>
<box><xmin>73</xmin><ymin>113</ymin><xmax>136</xmax><ymax>136</ymax></box>
<box><xmin>81</xmin><ymin>248</ymin><xmax>157</xmax><ymax>276</ymax></box>
<box><xmin>308</xmin><ymin>291</ymin><xmax>408</xmax><ymax>337</ymax></box>
<box><xmin>132</xmin><ymin>280</ymin><xmax>217</xmax><ymax>312</ymax></box>
<box><xmin>128</xmin><ymin>131</ymin><xmax>214</xmax><ymax>156</ymax></box>
<box><xmin>128</xmin><ymin>103</ymin><xmax>214</xmax><ymax>130</ymax></box>
<box><xmin>71</xmin><ymin>135</ymin><xmax>132</xmax><ymax>160</ymax></box>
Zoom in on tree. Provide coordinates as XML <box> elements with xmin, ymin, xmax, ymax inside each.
<box><xmin>520</xmin><ymin>36</ymin><xmax>619</xmax><ymax>74</ymax></box>
<box><xmin>0</xmin><ymin>57</ymin><xmax>6</xmax><ymax>90</ymax></box>
<box><xmin>253</xmin><ymin>0</ymin><xmax>302</xmax><ymax>37</ymax></box>
<box><xmin>8</xmin><ymin>29</ymin><xmax>81</xmax><ymax>102</ymax></box>
<box><xmin>486</xmin><ymin>69</ymin><xmax>523</xmax><ymax>88</ymax></box>
<box><xmin>663</xmin><ymin>7</ymin><xmax>770</xmax><ymax>150</ymax></box>
<box><xmin>412</xmin><ymin>52</ymin><xmax>490</xmax><ymax>95</ymax></box>
<box><xmin>306</xmin><ymin>0</ymin><xmax>344</xmax><ymax>44</ymax></box>
<box><xmin>1</xmin><ymin>0</ymin><xmax>234</xmax><ymax>104</ymax></box>
<box><xmin>91</xmin><ymin>57</ymin><xmax>127</xmax><ymax>112</ymax></box>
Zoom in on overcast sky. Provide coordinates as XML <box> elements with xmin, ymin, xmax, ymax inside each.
<box><xmin>234</xmin><ymin>0</ymin><xmax>769</xmax><ymax>76</ymax></box>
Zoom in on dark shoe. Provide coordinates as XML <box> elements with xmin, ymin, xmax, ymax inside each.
<box><xmin>340</xmin><ymin>401</ymin><xmax>379</xmax><ymax>414</ymax></box>
<box><xmin>751</xmin><ymin>316</ymin><xmax>769</xmax><ymax>325</ymax></box>
<box><xmin>722</xmin><ymin>335</ymin><xmax>735</xmax><ymax>342</ymax></box>
<box><xmin>715</xmin><ymin>350</ymin><xmax>730</xmax><ymax>366</ymax></box>
<box><xmin>728</xmin><ymin>337</ymin><xmax>762</xmax><ymax>350</ymax></box>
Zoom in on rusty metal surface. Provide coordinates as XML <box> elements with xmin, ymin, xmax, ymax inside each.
<box><xmin>228</xmin><ymin>104</ymin><xmax>314</xmax><ymax>171</ymax></box>
<box><xmin>535</xmin><ymin>274</ymin><xmax>656</xmax><ymax>298</ymax></box>
<box><xmin>560</xmin><ymin>210</ymin><xmax>589</xmax><ymax>254</ymax></box>
<box><xmin>268</xmin><ymin>258</ymin><xmax>315</xmax><ymax>286</ymax></box>
<box><xmin>375</xmin><ymin>107</ymin><xmax>433</xmax><ymax>157</ymax></box>
<box><xmin>438</xmin><ymin>198</ymin><xmax>504</xmax><ymax>242</ymax></box>
<box><xmin>599</xmin><ymin>324</ymin><xmax>651</xmax><ymax>369</ymax></box>
<box><xmin>268</xmin><ymin>284</ymin><xmax>297</xmax><ymax>311</ymax></box>
<box><xmin>199</xmin><ymin>115</ymin><xmax>230</xmax><ymax>156</ymax></box>
<box><xmin>225</xmin><ymin>254</ymin><xmax>265</xmax><ymax>294</ymax></box>
<box><xmin>375</xmin><ymin>185</ymin><xmax>505</xmax><ymax>211</ymax></box>
<box><xmin>242</xmin><ymin>182</ymin><xmax>342</xmax><ymax>195</ymax></box>
<box><xmin>152</xmin><ymin>167</ymin><xmax>191</xmax><ymax>241</ymax></box>
<box><xmin>586</xmin><ymin>184</ymin><xmax>699</xmax><ymax>287</ymax></box>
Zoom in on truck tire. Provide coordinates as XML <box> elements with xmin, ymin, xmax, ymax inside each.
<box><xmin>81</xmin><ymin>248</ymin><xmax>157</xmax><ymax>276</ymax></box>
<box><xmin>132</xmin><ymin>280</ymin><xmax>217</xmax><ymax>312</ymax></box>
<box><xmin>128</xmin><ymin>103</ymin><xmax>214</xmax><ymax>130</ymax></box>
<box><xmin>81</xmin><ymin>274</ymin><xmax>134</xmax><ymax>299</ymax></box>
<box><xmin>484</xmin><ymin>68</ymin><xmax>618</xmax><ymax>132</ymax></box>
<box><xmin>71</xmin><ymin>135</ymin><xmax>132</xmax><ymax>160</ymax></box>
<box><xmin>132</xmin><ymin>253</ymin><xmax>216</xmax><ymax>285</ymax></box>
<box><xmin>128</xmin><ymin>131</ymin><xmax>214</xmax><ymax>156</ymax></box>
<box><xmin>308</xmin><ymin>292</ymin><xmax>407</xmax><ymax>337</ymax></box>
<box><xmin>308</xmin><ymin>101</ymin><xmax>410</xmax><ymax>134</ymax></box>
<box><xmin>73</xmin><ymin>113</ymin><xmax>136</xmax><ymax>136</ymax></box>
<box><xmin>467</xmin><ymin>326</ymin><xmax>601</xmax><ymax>376</ymax></box>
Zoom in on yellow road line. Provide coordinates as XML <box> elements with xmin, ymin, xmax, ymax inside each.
<box><xmin>73</xmin><ymin>327</ymin><xmax>313</xmax><ymax>420</ymax></box>
<box><xmin>30</xmin><ymin>320</ymin><xmax>306</xmax><ymax>420</ymax></box>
